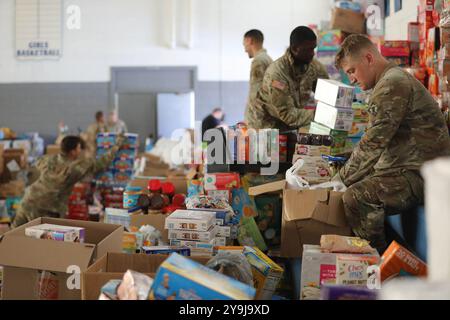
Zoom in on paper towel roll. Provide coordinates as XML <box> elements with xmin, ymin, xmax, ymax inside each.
<box><xmin>422</xmin><ymin>157</ymin><xmax>450</xmax><ymax>282</ymax></box>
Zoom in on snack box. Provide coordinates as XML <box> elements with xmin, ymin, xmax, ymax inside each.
<box><xmin>291</xmin><ymin>155</ymin><xmax>332</xmax><ymax>183</ymax></box>
<box><xmin>321</xmin><ymin>284</ymin><xmax>379</xmax><ymax>300</ymax></box>
<box><xmin>214</xmin><ymin>236</ymin><xmax>227</xmax><ymax>247</ymax></box>
<box><xmin>116</xmin><ymin>148</ymin><xmax>136</xmax><ymax>160</ymax></box>
<box><xmin>165</xmin><ymin>210</ymin><xmax>216</xmax><ymax>232</ymax></box>
<box><xmin>104</xmin><ymin>208</ymin><xmax>130</xmax><ymax>228</ymax></box>
<box><xmin>300</xmin><ymin>245</ymin><xmax>380</xmax><ymax>300</ymax></box>
<box><xmin>314</xmin><ymin>79</ymin><xmax>354</xmax><ymax>109</ymax></box>
<box><xmin>336</xmin><ymin>254</ymin><xmax>380</xmax><ymax>286</ymax></box>
<box><xmin>187</xmin><ymin>208</ymin><xmax>231</xmax><ymax>226</ymax></box>
<box><xmin>114</xmin><ymin>170</ymin><xmax>133</xmax><ymax>184</ymax></box>
<box><xmin>318</xmin><ymin>30</ymin><xmax>342</xmax><ymax>52</ymax></box>
<box><xmin>214</xmin><ymin>246</ymin><xmax>245</xmax><ymax>255</ymax></box>
<box><xmin>379</xmin><ymin>241</ymin><xmax>427</xmax><ymax>282</ymax></box>
<box><xmin>295</xmin><ymin>144</ymin><xmax>333</xmax><ymax>157</ymax></box>
<box><xmin>204</xmin><ymin>173</ymin><xmax>240</xmax><ymax>191</ymax></box>
<box><xmin>314</xmin><ymin>102</ymin><xmax>355</xmax><ymax>131</ymax></box>
<box><xmin>243</xmin><ymin>246</ymin><xmax>284</xmax><ymax>300</ymax></box>
<box><xmin>96</xmin><ymin>171</ymin><xmax>114</xmax><ymax>183</ymax></box>
<box><xmin>122</xmin><ymin>133</ymin><xmax>139</xmax><ymax>149</ymax></box>
<box><xmin>170</xmin><ymin>239</ymin><xmax>216</xmax><ymax>254</ymax></box>
<box><xmin>168</xmin><ymin>225</ymin><xmax>218</xmax><ymax>242</ymax></box>
<box><xmin>96</xmin><ymin>133</ymin><xmax>116</xmax><ymax>149</ymax></box>
<box><xmin>308</xmin><ymin>122</ymin><xmax>349</xmax><ymax>141</ymax></box>
<box><xmin>379</xmin><ymin>40</ymin><xmax>411</xmax><ymax>57</ymax></box>
<box><xmin>113</xmin><ymin>158</ymin><xmax>134</xmax><ymax>171</ymax></box>
<box><xmin>348</xmin><ymin>122</ymin><xmax>369</xmax><ymax>139</ymax></box>
<box><xmin>149</xmin><ymin>253</ymin><xmax>256</xmax><ymax>300</ymax></box>
<box><xmin>25</xmin><ymin>224</ymin><xmax>85</xmax><ymax>243</ymax></box>
<box><xmin>142</xmin><ymin>246</ymin><xmax>191</xmax><ymax>256</ymax></box>
<box><xmin>217</xmin><ymin>226</ymin><xmax>231</xmax><ymax>237</ymax></box>
<box><xmin>122</xmin><ymin>231</ymin><xmax>144</xmax><ymax>254</ymax></box>
<box><xmin>206</xmin><ymin>189</ymin><xmax>231</xmax><ymax>203</ymax></box>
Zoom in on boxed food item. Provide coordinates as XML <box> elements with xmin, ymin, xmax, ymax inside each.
<box><xmin>330</xmin><ymin>7</ymin><xmax>366</xmax><ymax>35</ymax></box>
<box><xmin>295</xmin><ymin>144</ymin><xmax>333</xmax><ymax>157</ymax></box>
<box><xmin>321</xmin><ymin>284</ymin><xmax>378</xmax><ymax>300</ymax></box>
<box><xmin>170</xmin><ymin>239</ymin><xmax>216</xmax><ymax>254</ymax></box>
<box><xmin>142</xmin><ymin>246</ymin><xmax>191</xmax><ymax>256</ymax></box>
<box><xmin>168</xmin><ymin>225</ymin><xmax>218</xmax><ymax>242</ymax></box>
<box><xmin>122</xmin><ymin>231</ymin><xmax>143</xmax><ymax>254</ymax></box>
<box><xmin>308</xmin><ymin>121</ymin><xmax>349</xmax><ymax>141</ymax></box>
<box><xmin>231</xmin><ymin>187</ymin><xmax>258</xmax><ymax>220</ymax></box>
<box><xmin>318</xmin><ymin>30</ymin><xmax>342</xmax><ymax>52</ymax></box>
<box><xmin>300</xmin><ymin>245</ymin><xmax>380</xmax><ymax>300</ymax></box>
<box><xmin>379</xmin><ymin>241</ymin><xmax>427</xmax><ymax>282</ymax></box>
<box><xmin>379</xmin><ymin>41</ymin><xmax>411</xmax><ymax>57</ymax></box>
<box><xmin>25</xmin><ymin>224</ymin><xmax>86</xmax><ymax>243</ymax></box>
<box><xmin>243</xmin><ymin>246</ymin><xmax>284</xmax><ymax>300</ymax></box>
<box><xmin>105</xmin><ymin>208</ymin><xmax>131</xmax><ymax>228</ymax></box>
<box><xmin>96</xmin><ymin>133</ymin><xmax>116</xmax><ymax>149</ymax></box>
<box><xmin>165</xmin><ymin>210</ymin><xmax>216</xmax><ymax>232</ymax></box>
<box><xmin>217</xmin><ymin>226</ymin><xmax>231</xmax><ymax>237</ymax></box>
<box><xmin>114</xmin><ymin>170</ymin><xmax>133</xmax><ymax>184</ymax></box>
<box><xmin>214</xmin><ymin>237</ymin><xmax>227</xmax><ymax>247</ymax></box>
<box><xmin>113</xmin><ymin>158</ymin><xmax>134</xmax><ymax>171</ymax></box>
<box><xmin>290</xmin><ymin>155</ymin><xmax>332</xmax><ymax>184</ymax></box>
<box><xmin>314</xmin><ymin>102</ymin><xmax>355</xmax><ymax>131</ymax></box>
<box><xmin>149</xmin><ymin>253</ymin><xmax>256</xmax><ymax>300</ymax></box>
<box><xmin>249</xmin><ymin>181</ymin><xmax>352</xmax><ymax>258</ymax></box>
<box><xmin>0</xmin><ymin>217</ymin><xmax>123</xmax><ymax>300</ymax></box>
<box><xmin>314</xmin><ymin>79</ymin><xmax>354</xmax><ymax>108</ymax></box>
<box><xmin>82</xmin><ymin>252</ymin><xmax>210</xmax><ymax>300</ymax></box>
<box><xmin>237</xmin><ymin>217</ymin><xmax>267</xmax><ymax>252</ymax></box>
<box><xmin>206</xmin><ymin>189</ymin><xmax>231</xmax><ymax>203</ymax></box>
<box><xmin>204</xmin><ymin>173</ymin><xmax>240</xmax><ymax>191</ymax></box>
<box><xmin>335</xmin><ymin>254</ymin><xmax>379</xmax><ymax>286</ymax></box>
<box><xmin>187</xmin><ymin>208</ymin><xmax>231</xmax><ymax>226</ymax></box>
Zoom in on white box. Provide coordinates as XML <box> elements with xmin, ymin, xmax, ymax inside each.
<box><xmin>168</xmin><ymin>225</ymin><xmax>218</xmax><ymax>242</ymax></box>
<box><xmin>170</xmin><ymin>239</ymin><xmax>215</xmax><ymax>253</ymax></box>
<box><xmin>12</xmin><ymin>140</ymin><xmax>32</xmax><ymax>154</ymax></box>
<box><xmin>300</xmin><ymin>245</ymin><xmax>379</xmax><ymax>300</ymax></box>
<box><xmin>291</xmin><ymin>155</ymin><xmax>332</xmax><ymax>184</ymax></box>
<box><xmin>214</xmin><ymin>236</ymin><xmax>227</xmax><ymax>247</ymax></box>
<box><xmin>25</xmin><ymin>224</ymin><xmax>85</xmax><ymax>243</ymax></box>
<box><xmin>217</xmin><ymin>226</ymin><xmax>231</xmax><ymax>237</ymax></box>
<box><xmin>314</xmin><ymin>102</ymin><xmax>355</xmax><ymax>131</ymax></box>
<box><xmin>314</xmin><ymin>79</ymin><xmax>355</xmax><ymax>108</ymax></box>
<box><xmin>165</xmin><ymin>210</ymin><xmax>216</xmax><ymax>232</ymax></box>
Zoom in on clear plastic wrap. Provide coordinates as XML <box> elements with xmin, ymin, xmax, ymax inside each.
<box><xmin>116</xmin><ymin>270</ymin><xmax>154</xmax><ymax>300</ymax></box>
<box><xmin>206</xmin><ymin>252</ymin><xmax>254</xmax><ymax>287</ymax></box>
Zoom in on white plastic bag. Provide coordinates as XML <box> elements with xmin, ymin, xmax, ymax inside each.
<box><xmin>285</xmin><ymin>159</ymin><xmax>310</xmax><ymax>190</ymax></box>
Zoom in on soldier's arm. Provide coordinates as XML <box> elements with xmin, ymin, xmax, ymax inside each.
<box><xmin>339</xmin><ymin>78</ymin><xmax>411</xmax><ymax>186</ymax></box>
<box><xmin>265</xmin><ymin>74</ymin><xmax>315</xmax><ymax>128</ymax></box>
<box><xmin>26</xmin><ymin>156</ymin><xmax>46</xmax><ymax>185</ymax></box>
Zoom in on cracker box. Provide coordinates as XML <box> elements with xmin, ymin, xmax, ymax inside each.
<box><xmin>217</xmin><ymin>226</ymin><xmax>231</xmax><ymax>237</ymax></box>
<box><xmin>243</xmin><ymin>246</ymin><xmax>284</xmax><ymax>300</ymax></box>
<box><xmin>295</xmin><ymin>144</ymin><xmax>333</xmax><ymax>157</ymax></box>
<box><xmin>204</xmin><ymin>173</ymin><xmax>240</xmax><ymax>191</ymax></box>
<box><xmin>96</xmin><ymin>133</ymin><xmax>116</xmax><ymax>149</ymax></box>
<box><xmin>168</xmin><ymin>225</ymin><xmax>218</xmax><ymax>242</ymax></box>
<box><xmin>291</xmin><ymin>155</ymin><xmax>332</xmax><ymax>184</ymax></box>
<box><xmin>170</xmin><ymin>239</ymin><xmax>215</xmax><ymax>254</ymax></box>
<box><xmin>300</xmin><ymin>245</ymin><xmax>380</xmax><ymax>300</ymax></box>
<box><xmin>25</xmin><ymin>224</ymin><xmax>85</xmax><ymax>243</ymax></box>
<box><xmin>187</xmin><ymin>208</ymin><xmax>231</xmax><ymax>226</ymax></box>
<box><xmin>314</xmin><ymin>79</ymin><xmax>355</xmax><ymax>109</ymax></box>
<box><xmin>379</xmin><ymin>241</ymin><xmax>427</xmax><ymax>282</ymax></box>
<box><xmin>149</xmin><ymin>253</ymin><xmax>256</xmax><ymax>300</ymax></box>
<box><xmin>165</xmin><ymin>210</ymin><xmax>216</xmax><ymax>232</ymax></box>
<box><xmin>314</xmin><ymin>102</ymin><xmax>355</xmax><ymax>131</ymax></box>
<box><xmin>336</xmin><ymin>254</ymin><xmax>379</xmax><ymax>286</ymax></box>
<box><xmin>214</xmin><ymin>236</ymin><xmax>227</xmax><ymax>247</ymax></box>
<box><xmin>142</xmin><ymin>246</ymin><xmax>191</xmax><ymax>256</ymax></box>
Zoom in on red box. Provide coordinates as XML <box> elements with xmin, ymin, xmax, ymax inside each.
<box><xmin>379</xmin><ymin>41</ymin><xmax>410</xmax><ymax>57</ymax></box>
<box><xmin>204</xmin><ymin>173</ymin><xmax>240</xmax><ymax>191</ymax></box>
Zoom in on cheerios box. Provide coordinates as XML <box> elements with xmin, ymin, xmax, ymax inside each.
<box><xmin>149</xmin><ymin>253</ymin><xmax>256</xmax><ymax>300</ymax></box>
<box><xmin>300</xmin><ymin>245</ymin><xmax>379</xmax><ymax>300</ymax></box>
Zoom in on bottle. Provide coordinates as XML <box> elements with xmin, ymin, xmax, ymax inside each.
<box><xmin>148</xmin><ymin>180</ymin><xmax>162</xmax><ymax>193</ymax></box>
<box><xmin>161</xmin><ymin>182</ymin><xmax>175</xmax><ymax>199</ymax></box>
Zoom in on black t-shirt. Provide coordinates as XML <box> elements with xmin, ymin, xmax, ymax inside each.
<box><xmin>202</xmin><ymin>114</ymin><xmax>221</xmax><ymax>140</ymax></box>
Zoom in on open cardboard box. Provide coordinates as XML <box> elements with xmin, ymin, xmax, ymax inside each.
<box><xmin>130</xmin><ymin>213</ymin><xmax>169</xmax><ymax>243</ymax></box>
<box><xmin>0</xmin><ymin>218</ymin><xmax>123</xmax><ymax>300</ymax></box>
<box><xmin>46</xmin><ymin>144</ymin><xmax>61</xmax><ymax>155</ymax></box>
<box><xmin>81</xmin><ymin>252</ymin><xmax>211</xmax><ymax>300</ymax></box>
<box><xmin>249</xmin><ymin>180</ymin><xmax>351</xmax><ymax>258</ymax></box>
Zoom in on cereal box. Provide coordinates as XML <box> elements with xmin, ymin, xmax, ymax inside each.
<box><xmin>243</xmin><ymin>246</ymin><xmax>284</xmax><ymax>300</ymax></box>
<box><xmin>25</xmin><ymin>224</ymin><xmax>85</xmax><ymax>243</ymax></box>
<box><xmin>165</xmin><ymin>210</ymin><xmax>216</xmax><ymax>232</ymax></box>
<box><xmin>149</xmin><ymin>253</ymin><xmax>256</xmax><ymax>300</ymax></box>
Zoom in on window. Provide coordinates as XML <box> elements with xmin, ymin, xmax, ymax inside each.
<box><xmin>385</xmin><ymin>0</ymin><xmax>390</xmax><ymax>17</ymax></box>
<box><xmin>394</xmin><ymin>0</ymin><xmax>403</xmax><ymax>12</ymax></box>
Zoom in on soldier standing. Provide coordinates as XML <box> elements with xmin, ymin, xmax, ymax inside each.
<box><xmin>243</xmin><ymin>29</ymin><xmax>273</xmax><ymax>124</ymax></box>
<box><xmin>334</xmin><ymin>34</ymin><xmax>450</xmax><ymax>253</ymax></box>
<box><xmin>12</xmin><ymin>135</ymin><xmax>126</xmax><ymax>227</ymax></box>
<box><xmin>247</xmin><ymin>26</ymin><xmax>329</xmax><ymax>131</ymax></box>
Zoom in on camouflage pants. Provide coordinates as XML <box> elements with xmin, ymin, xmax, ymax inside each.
<box><xmin>342</xmin><ymin>170</ymin><xmax>424</xmax><ymax>253</ymax></box>
<box><xmin>12</xmin><ymin>203</ymin><xmax>61</xmax><ymax>228</ymax></box>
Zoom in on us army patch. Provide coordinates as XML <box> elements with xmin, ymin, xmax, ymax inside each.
<box><xmin>272</xmin><ymin>80</ymin><xmax>287</xmax><ymax>91</ymax></box>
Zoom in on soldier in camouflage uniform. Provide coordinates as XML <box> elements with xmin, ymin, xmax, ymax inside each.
<box><xmin>335</xmin><ymin>34</ymin><xmax>450</xmax><ymax>253</ymax></box>
<box><xmin>247</xmin><ymin>26</ymin><xmax>329</xmax><ymax>131</ymax></box>
<box><xmin>243</xmin><ymin>29</ymin><xmax>273</xmax><ymax>124</ymax></box>
<box><xmin>12</xmin><ymin>135</ymin><xmax>125</xmax><ymax>227</ymax></box>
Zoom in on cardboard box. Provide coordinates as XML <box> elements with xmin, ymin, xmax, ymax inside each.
<box><xmin>243</xmin><ymin>246</ymin><xmax>284</xmax><ymax>300</ymax></box>
<box><xmin>81</xmin><ymin>252</ymin><xmax>211</xmax><ymax>300</ymax></box>
<box><xmin>0</xmin><ymin>217</ymin><xmax>123</xmax><ymax>300</ymax></box>
<box><xmin>168</xmin><ymin>225</ymin><xmax>218</xmax><ymax>242</ymax></box>
<box><xmin>165</xmin><ymin>210</ymin><xmax>216</xmax><ymax>232</ymax></box>
<box><xmin>330</xmin><ymin>7</ymin><xmax>366</xmax><ymax>35</ymax></box>
<box><xmin>314</xmin><ymin>102</ymin><xmax>355</xmax><ymax>131</ymax></box>
<box><xmin>149</xmin><ymin>253</ymin><xmax>256</xmax><ymax>300</ymax></box>
<box><xmin>130</xmin><ymin>213</ymin><xmax>169</xmax><ymax>243</ymax></box>
<box><xmin>1</xmin><ymin>149</ymin><xmax>27</xmax><ymax>182</ymax></box>
<box><xmin>45</xmin><ymin>144</ymin><xmax>61</xmax><ymax>155</ymax></box>
<box><xmin>314</xmin><ymin>79</ymin><xmax>354</xmax><ymax>109</ymax></box>
<box><xmin>300</xmin><ymin>245</ymin><xmax>380</xmax><ymax>300</ymax></box>
<box><xmin>249</xmin><ymin>180</ymin><xmax>352</xmax><ymax>258</ymax></box>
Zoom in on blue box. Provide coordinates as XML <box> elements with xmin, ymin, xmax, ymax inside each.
<box><xmin>97</xmin><ymin>133</ymin><xmax>116</xmax><ymax>149</ymax></box>
<box><xmin>150</xmin><ymin>253</ymin><xmax>256</xmax><ymax>300</ymax></box>
<box><xmin>122</xmin><ymin>133</ymin><xmax>139</xmax><ymax>149</ymax></box>
<box><xmin>96</xmin><ymin>170</ymin><xmax>114</xmax><ymax>184</ymax></box>
<box><xmin>116</xmin><ymin>148</ymin><xmax>136</xmax><ymax>160</ymax></box>
<box><xmin>142</xmin><ymin>246</ymin><xmax>191</xmax><ymax>256</ymax></box>
<box><xmin>113</xmin><ymin>158</ymin><xmax>134</xmax><ymax>171</ymax></box>
<box><xmin>114</xmin><ymin>170</ymin><xmax>133</xmax><ymax>184</ymax></box>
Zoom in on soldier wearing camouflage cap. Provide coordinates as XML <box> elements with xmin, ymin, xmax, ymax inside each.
<box><xmin>243</xmin><ymin>29</ymin><xmax>273</xmax><ymax>124</ymax></box>
<box><xmin>12</xmin><ymin>134</ymin><xmax>126</xmax><ymax>227</ymax></box>
<box><xmin>247</xmin><ymin>26</ymin><xmax>329</xmax><ymax>131</ymax></box>
<box><xmin>334</xmin><ymin>34</ymin><xmax>450</xmax><ymax>253</ymax></box>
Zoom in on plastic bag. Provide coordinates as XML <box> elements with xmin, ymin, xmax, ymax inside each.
<box><xmin>285</xmin><ymin>159</ymin><xmax>310</xmax><ymax>190</ymax></box>
<box><xmin>206</xmin><ymin>252</ymin><xmax>254</xmax><ymax>287</ymax></box>
<box><xmin>139</xmin><ymin>225</ymin><xmax>163</xmax><ymax>246</ymax></box>
<box><xmin>116</xmin><ymin>270</ymin><xmax>154</xmax><ymax>300</ymax></box>
<box><xmin>36</xmin><ymin>271</ymin><xmax>59</xmax><ymax>300</ymax></box>
<box><xmin>320</xmin><ymin>235</ymin><xmax>374</xmax><ymax>254</ymax></box>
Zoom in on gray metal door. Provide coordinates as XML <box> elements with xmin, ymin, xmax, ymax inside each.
<box><xmin>118</xmin><ymin>93</ymin><xmax>157</xmax><ymax>151</ymax></box>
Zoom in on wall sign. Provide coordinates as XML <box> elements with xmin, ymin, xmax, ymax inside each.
<box><xmin>15</xmin><ymin>0</ymin><xmax>62</xmax><ymax>60</ymax></box>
